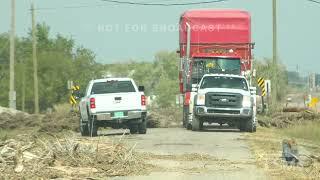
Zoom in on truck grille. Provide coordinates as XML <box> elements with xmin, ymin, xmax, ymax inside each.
<box><xmin>205</xmin><ymin>93</ymin><xmax>242</xmax><ymax>108</ymax></box>
<box><xmin>207</xmin><ymin>109</ymin><xmax>240</xmax><ymax>114</ymax></box>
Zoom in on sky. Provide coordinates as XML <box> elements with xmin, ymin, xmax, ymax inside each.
<box><xmin>0</xmin><ymin>0</ymin><xmax>320</xmax><ymax>74</ymax></box>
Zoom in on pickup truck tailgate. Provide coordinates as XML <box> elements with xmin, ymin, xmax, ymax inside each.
<box><xmin>93</xmin><ymin>93</ymin><xmax>141</xmax><ymax>112</ymax></box>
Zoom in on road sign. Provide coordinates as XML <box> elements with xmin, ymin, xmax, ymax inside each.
<box><xmin>265</xmin><ymin>80</ymin><xmax>271</xmax><ymax>95</ymax></box>
<box><xmin>308</xmin><ymin>97</ymin><xmax>319</xmax><ymax>108</ymax></box>
<box><xmin>69</xmin><ymin>95</ymin><xmax>77</xmax><ymax>105</ymax></box>
<box><xmin>67</xmin><ymin>80</ymin><xmax>74</xmax><ymax>90</ymax></box>
<box><xmin>257</xmin><ymin>77</ymin><xmax>266</xmax><ymax>97</ymax></box>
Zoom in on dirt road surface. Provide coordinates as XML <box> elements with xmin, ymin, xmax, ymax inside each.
<box><xmin>91</xmin><ymin>126</ymin><xmax>267</xmax><ymax>179</ymax></box>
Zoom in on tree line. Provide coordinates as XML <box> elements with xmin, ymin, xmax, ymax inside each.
<box><xmin>0</xmin><ymin>23</ymin><xmax>102</xmax><ymax>113</ymax></box>
<box><xmin>0</xmin><ymin>23</ymin><xmax>180</xmax><ymax>113</ymax></box>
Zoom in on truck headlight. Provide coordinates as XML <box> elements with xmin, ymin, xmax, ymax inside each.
<box><xmin>242</xmin><ymin>96</ymin><xmax>251</xmax><ymax>107</ymax></box>
<box><xmin>197</xmin><ymin>94</ymin><xmax>206</xmax><ymax>105</ymax></box>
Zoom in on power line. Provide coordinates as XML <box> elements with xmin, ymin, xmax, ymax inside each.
<box><xmin>101</xmin><ymin>0</ymin><xmax>228</xmax><ymax>6</ymax></box>
<box><xmin>33</xmin><ymin>0</ymin><xmax>229</xmax><ymax>11</ymax></box>
<box><xmin>32</xmin><ymin>4</ymin><xmax>108</xmax><ymax>11</ymax></box>
<box><xmin>306</xmin><ymin>0</ymin><xmax>320</xmax><ymax>4</ymax></box>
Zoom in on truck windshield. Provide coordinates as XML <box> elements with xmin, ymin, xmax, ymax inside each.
<box><xmin>91</xmin><ymin>81</ymin><xmax>136</xmax><ymax>94</ymax></box>
<box><xmin>200</xmin><ymin>76</ymin><xmax>248</xmax><ymax>91</ymax></box>
<box><xmin>192</xmin><ymin>57</ymin><xmax>241</xmax><ymax>84</ymax></box>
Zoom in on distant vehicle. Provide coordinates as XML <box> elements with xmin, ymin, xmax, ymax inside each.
<box><xmin>192</xmin><ymin>74</ymin><xmax>256</xmax><ymax>132</ymax></box>
<box><xmin>178</xmin><ymin>9</ymin><xmax>255</xmax><ymax>129</ymax></box>
<box><xmin>79</xmin><ymin>78</ymin><xmax>147</xmax><ymax>136</ymax></box>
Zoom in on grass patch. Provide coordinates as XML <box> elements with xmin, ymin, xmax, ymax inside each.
<box><xmin>246</xmin><ymin>127</ymin><xmax>320</xmax><ymax>179</ymax></box>
<box><xmin>281</xmin><ymin>122</ymin><xmax>320</xmax><ymax>145</ymax></box>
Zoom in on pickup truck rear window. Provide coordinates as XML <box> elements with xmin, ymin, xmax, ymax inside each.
<box><xmin>200</xmin><ymin>76</ymin><xmax>248</xmax><ymax>91</ymax></box>
<box><xmin>91</xmin><ymin>81</ymin><xmax>136</xmax><ymax>94</ymax></box>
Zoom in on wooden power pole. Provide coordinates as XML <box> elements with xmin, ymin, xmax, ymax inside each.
<box><xmin>31</xmin><ymin>2</ymin><xmax>39</xmax><ymax>114</ymax></box>
<box><xmin>273</xmin><ymin>0</ymin><xmax>277</xmax><ymax>65</ymax></box>
<box><xmin>272</xmin><ymin>0</ymin><xmax>278</xmax><ymax>103</ymax></box>
<box><xmin>9</xmin><ymin>0</ymin><xmax>16</xmax><ymax>109</ymax></box>
<box><xmin>21</xmin><ymin>64</ymin><xmax>25</xmax><ymax>112</ymax></box>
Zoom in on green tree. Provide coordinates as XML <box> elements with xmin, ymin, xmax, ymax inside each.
<box><xmin>0</xmin><ymin>23</ymin><xmax>102</xmax><ymax>112</ymax></box>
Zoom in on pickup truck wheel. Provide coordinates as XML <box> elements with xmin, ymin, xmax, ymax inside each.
<box><xmin>199</xmin><ymin>121</ymin><xmax>204</xmax><ymax>130</ymax></box>
<box><xmin>129</xmin><ymin>125</ymin><xmax>138</xmax><ymax>134</ymax></box>
<box><xmin>88</xmin><ymin>117</ymin><xmax>98</xmax><ymax>137</ymax></box>
<box><xmin>192</xmin><ymin>115</ymin><xmax>201</xmax><ymax>131</ymax></box>
<box><xmin>239</xmin><ymin>121</ymin><xmax>246</xmax><ymax>132</ymax></box>
<box><xmin>227</xmin><ymin>122</ymin><xmax>235</xmax><ymax>127</ymax></box>
<box><xmin>245</xmin><ymin>116</ymin><xmax>255</xmax><ymax>133</ymax></box>
<box><xmin>138</xmin><ymin>119</ymin><xmax>147</xmax><ymax>134</ymax></box>
<box><xmin>187</xmin><ymin>123</ymin><xmax>192</xmax><ymax>130</ymax></box>
<box><xmin>80</xmin><ymin>117</ymin><xmax>89</xmax><ymax>136</ymax></box>
<box><xmin>183</xmin><ymin>106</ymin><xmax>189</xmax><ymax>128</ymax></box>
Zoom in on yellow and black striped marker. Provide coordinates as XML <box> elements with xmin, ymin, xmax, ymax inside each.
<box><xmin>69</xmin><ymin>85</ymin><xmax>80</xmax><ymax>105</ymax></box>
<box><xmin>257</xmin><ymin>77</ymin><xmax>266</xmax><ymax>97</ymax></box>
<box><xmin>69</xmin><ymin>95</ymin><xmax>77</xmax><ymax>105</ymax></box>
<box><xmin>72</xmin><ymin>85</ymin><xmax>80</xmax><ymax>91</ymax></box>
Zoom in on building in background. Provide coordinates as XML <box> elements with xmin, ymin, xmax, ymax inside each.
<box><xmin>308</xmin><ymin>73</ymin><xmax>320</xmax><ymax>92</ymax></box>
<box><xmin>287</xmin><ymin>71</ymin><xmax>307</xmax><ymax>90</ymax></box>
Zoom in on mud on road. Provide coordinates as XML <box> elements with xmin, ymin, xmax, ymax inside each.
<box><xmin>96</xmin><ymin>127</ymin><xmax>267</xmax><ymax>180</ymax></box>
<box><xmin>0</xmin><ymin>106</ymin><xmax>266</xmax><ymax>179</ymax></box>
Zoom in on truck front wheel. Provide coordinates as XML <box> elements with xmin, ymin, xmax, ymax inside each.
<box><xmin>245</xmin><ymin>116</ymin><xmax>256</xmax><ymax>133</ymax></box>
<box><xmin>192</xmin><ymin>115</ymin><xmax>201</xmax><ymax>131</ymax></box>
<box><xmin>183</xmin><ymin>106</ymin><xmax>189</xmax><ymax>128</ymax></box>
<box><xmin>129</xmin><ymin>125</ymin><xmax>138</xmax><ymax>134</ymax></box>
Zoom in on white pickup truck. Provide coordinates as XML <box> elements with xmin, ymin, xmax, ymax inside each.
<box><xmin>192</xmin><ymin>74</ymin><xmax>257</xmax><ymax>132</ymax></box>
<box><xmin>79</xmin><ymin>78</ymin><xmax>147</xmax><ymax>136</ymax></box>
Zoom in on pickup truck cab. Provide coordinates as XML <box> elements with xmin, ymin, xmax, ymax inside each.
<box><xmin>193</xmin><ymin>74</ymin><xmax>256</xmax><ymax>132</ymax></box>
<box><xmin>79</xmin><ymin>78</ymin><xmax>147</xmax><ymax>136</ymax></box>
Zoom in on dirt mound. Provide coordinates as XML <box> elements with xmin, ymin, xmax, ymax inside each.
<box><xmin>0</xmin><ymin>134</ymin><xmax>148</xmax><ymax>179</ymax></box>
<box><xmin>258</xmin><ymin>111</ymin><xmax>320</xmax><ymax>128</ymax></box>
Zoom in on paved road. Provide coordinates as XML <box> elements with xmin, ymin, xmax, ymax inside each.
<box><xmin>101</xmin><ymin>126</ymin><xmax>267</xmax><ymax>180</ymax></box>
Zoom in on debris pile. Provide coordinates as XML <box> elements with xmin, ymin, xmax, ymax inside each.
<box><xmin>258</xmin><ymin>111</ymin><xmax>320</xmax><ymax>128</ymax></box>
<box><xmin>0</xmin><ymin>134</ymin><xmax>147</xmax><ymax>178</ymax></box>
<box><xmin>147</xmin><ymin>108</ymin><xmax>182</xmax><ymax>128</ymax></box>
<box><xmin>0</xmin><ymin>107</ymin><xmax>79</xmax><ymax>134</ymax></box>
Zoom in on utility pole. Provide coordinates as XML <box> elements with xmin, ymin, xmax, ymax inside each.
<box><xmin>273</xmin><ymin>0</ymin><xmax>277</xmax><ymax>65</ymax></box>
<box><xmin>32</xmin><ymin>2</ymin><xmax>39</xmax><ymax>114</ymax></box>
<box><xmin>9</xmin><ymin>0</ymin><xmax>16</xmax><ymax>109</ymax></box>
<box><xmin>272</xmin><ymin>0</ymin><xmax>278</xmax><ymax>104</ymax></box>
<box><xmin>21</xmin><ymin>64</ymin><xmax>25</xmax><ymax>112</ymax></box>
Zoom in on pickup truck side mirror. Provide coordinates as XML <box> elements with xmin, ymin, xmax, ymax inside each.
<box><xmin>138</xmin><ymin>86</ymin><xmax>145</xmax><ymax>92</ymax></box>
<box><xmin>192</xmin><ymin>84</ymin><xmax>199</xmax><ymax>92</ymax></box>
<box><xmin>250</xmin><ymin>87</ymin><xmax>256</xmax><ymax>95</ymax></box>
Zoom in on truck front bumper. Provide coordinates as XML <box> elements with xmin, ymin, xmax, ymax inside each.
<box><xmin>194</xmin><ymin>106</ymin><xmax>253</xmax><ymax>118</ymax></box>
<box><xmin>92</xmin><ymin>110</ymin><xmax>147</xmax><ymax>121</ymax></box>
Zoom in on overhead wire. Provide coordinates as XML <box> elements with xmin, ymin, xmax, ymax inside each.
<box><xmin>101</xmin><ymin>0</ymin><xmax>229</xmax><ymax>6</ymax></box>
<box><xmin>305</xmin><ymin>0</ymin><xmax>320</xmax><ymax>4</ymax></box>
<box><xmin>33</xmin><ymin>0</ymin><xmax>229</xmax><ymax>10</ymax></box>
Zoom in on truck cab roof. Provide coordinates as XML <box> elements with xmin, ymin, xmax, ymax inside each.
<box><xmin>202</xmin><ymin>73</ymin><xmax>246</xmax><ymax>79</ymax></box>
<box><xmin>192</xmin><ymin>53</ymin><xmax>241</xmax><ymax>59</ymax></box>
<box><xmin>91</xmin><ymin>78</ymin><xmax>133</xmax><ymax>83</ymax></box>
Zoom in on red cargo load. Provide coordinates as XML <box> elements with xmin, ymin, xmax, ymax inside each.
<box><xmin>180</xmin><ymin>9</ymin><xmax>251</xmax><ymax>45</ymax></box>
<box><xmin>179</xmin><ymin>9</ymin><xmax>252</xmax><ymax>70</ymax></box>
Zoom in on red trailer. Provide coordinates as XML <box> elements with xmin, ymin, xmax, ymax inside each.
<box><xmin>178</xmin><ymin>9</ymin><xmax>254</xmax><ymax>128</ymax></box>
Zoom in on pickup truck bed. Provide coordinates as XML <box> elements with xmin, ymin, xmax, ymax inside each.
<box><xmin>79</xmin><ymin>78</ymin><xmax>147</xmax><ymax>136</ymax></box>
